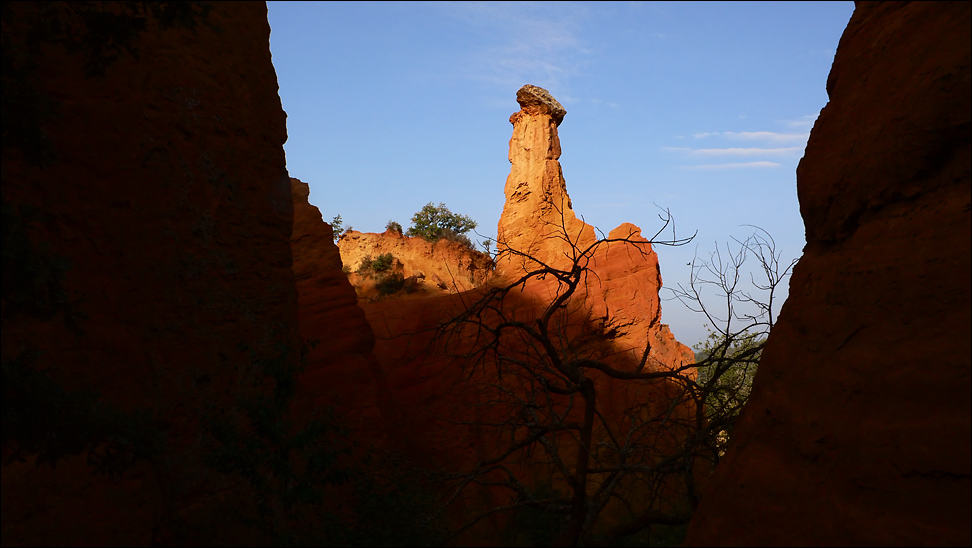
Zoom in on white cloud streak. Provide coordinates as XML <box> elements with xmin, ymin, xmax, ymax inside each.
<box><xmin>680</xmin><ymin>161</ymin><xmax>782</xmax><ymax>170</ymax></box>
<box><xmin>693</xmin><ymin>131</ymin><xmax>810</xmax><ymax>144</ymax></box>
<box><xmin>782</xmin><ymin>114</ymin><xmax>819</xmax><ymax>129</ymax></box>
<box><xmin>438</xmin><ymin>2</ymin><xmax>590</xmax><ymax>93</ymax></box>
<box><xmin>664</xmin><ymin>146</ymin><xmax>802</xmax><ymax>157</ymax></box>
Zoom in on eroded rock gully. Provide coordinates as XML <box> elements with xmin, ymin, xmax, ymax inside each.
<box><xmin>685</xmin><ymin>2</ymin><xmax>971</xmax><ymax>545</ymax></box>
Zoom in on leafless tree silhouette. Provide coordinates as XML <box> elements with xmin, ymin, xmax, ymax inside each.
<box><xmin>431</xmin><ymin>202</ymin><xmax>796</xmax><ymax>546</ymax></box>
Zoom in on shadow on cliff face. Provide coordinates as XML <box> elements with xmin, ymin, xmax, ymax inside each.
<box><xmin>2</xmin><ymin>4</ymin><xmax>449</xmax><ymax>544</ymax></box>
<box><xmin>359</xmin><ymin>285</ymin><xmax>695</xmax><ymax>545</ymax></box>
<box><xmin>290</xmin><ymin>83</ymin><xmax>788</xmax><ymax>544</ymax></box>
<box><xmin>352</xmin><ymin>230</ymin><xmax>772</xmax><ymax>545</ymax></box>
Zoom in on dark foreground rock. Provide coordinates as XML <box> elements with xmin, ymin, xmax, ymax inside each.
<box><xmin>685</xmin><ymin>2</ymin><xmax>971</xmax><ymax>545</ymax></box>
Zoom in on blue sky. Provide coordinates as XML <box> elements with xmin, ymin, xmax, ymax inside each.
<box><xmin>267</xmin><ymin>1</ymin><xmax>855</xmax><ymax>347</ymax></box>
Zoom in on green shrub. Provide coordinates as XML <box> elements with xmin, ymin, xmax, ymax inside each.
<box><xmin>439</xmin><ymin>227</ymin><xmax>475</xmax><ymax>250</ymax></box>
<box><xmin>375</xmin><ymin>272</ymin><xmax>405</xmax><ymax>295</ymax></box>
<box><xmin>357</xmin><ymin>253</ymin><xmax>395</xmax><ymax>276</ymax></box>
<box><xmin>371</xmin><ymin>253</ymin><xmax>394</xmax><ymax>273</ymax></box>
<box><xmin>356</xmin><ymin>255</ymin><xmax>373</xmax><ymax>275</ymax></box>
<box><xmin>385</xmin><ymin>220</ymin><xmax>403</xmax><ymax>234</ymax></box>
<box><xmin>331</xmin><ymin>215</ymin><xmax>347</xmax><ymax>243</ymax></box>
<box><xmin>406</xmin><ymin>202</ymin><xmax>477</xmax><ymax>242</ymax></box>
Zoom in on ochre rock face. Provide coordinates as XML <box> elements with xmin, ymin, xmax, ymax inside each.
<box><xmin>586</xmin><ymin>222</ymin><xmax>694</xmax><ymax>370</ymax></box>
<box><xmin>337</xmin><ymin>229</ymin><xmax>493</xmax><ymax>297</ymax></box>
<box><xmin>1</xmin><ymin>4</ymin><xmax>296</xmax><ymax>545</ymax></box>
<box><xmin>685</xmin><ymin>2</ymin><xmax>971</xmax><ymax>545</ymax></box>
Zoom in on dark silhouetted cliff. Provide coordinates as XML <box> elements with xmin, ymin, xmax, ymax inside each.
<box><xmin>2</xmin><ymin>3</ymin><xmax>297</xmax><ymax>544</ymax></box>
<box><xmin>686</xmin><ymin>2</ymin><xmax>971</xmax><ymax>545</ymax></box>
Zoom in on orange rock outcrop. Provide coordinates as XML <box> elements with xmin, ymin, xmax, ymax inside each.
<box><xmin>338</xmin><ymin>229</ymin><xmax>493</xmax><ymax>297</ymax></box>
<box><xmin>497</xmin><ymin>84</ymin><xmax>596</xmax><ymax>273</ymax></box>
<box><xmin>497</xmin><ymin>84</ymin><xmax>693</xmax><ymax>371</ymax></box>
<box><xmin>336</xmin><ymin>85</ymin><xmax>695</xmax><ymax>541</ymax></box>
<box><xmin>1</xmin><ymin>3</ymin><xmax>298</xmax><ymax>545</ymax></box>
<box><xmin>685</xmin><ymin>2</ymin><xmax>971</xmax><ymax>545</ymax></box>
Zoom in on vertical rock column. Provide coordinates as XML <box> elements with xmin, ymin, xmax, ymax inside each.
<box><xmin>494</xmin><ymin>84</ymin><xmax>693</xmax><ymax>371</ymax></box>
<box><xmin>496</xmin><ymin>85</ymin><xmax>596</xmax><ymax>274</ymax></box>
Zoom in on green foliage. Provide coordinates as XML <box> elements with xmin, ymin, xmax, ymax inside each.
<box><xmin>385</xmin><ymin>220</ymin><xmax>403</xmax><ymax>234</ymax></box>
<box><xmin>356</xmin><ymin>253</ymin><xmax>394</xmax><ymax>276</ymax></box>
<box><xmin>371</xmin><ymin>253</ymin><xmax>394</xmax><ymax>273</ymax></box>
<box><xmin>440</xmin><ymin>228</ymin><xmax>475</xmax><ymax>249</ymax></box>
<box><xmin>406</xmin><ymin>202</ymin><xmax>477</xmax><ymax>243</ymax></box>
<box><xmin>695</xmin><ymin>327</ymin><xmax>764</xmax><ymax>453</ymax></box>
<box><xmin>375</xmin><ymin>272</ymin><xmax>405</xmax><ymax>296</ymax></box>
<box><xmin>331</xmin><ymin>215</ymin><xmax>348</xmax><ymax>243</ymax></box>
<box><xmin>356</xmin><ymin>255</ymin><xmax>373</xmax><ymax>274</ymax></box>
<box><xmin>355</xmin><ymin>254</ymin><xmax>405</xmax><ymax>296</ymax></box>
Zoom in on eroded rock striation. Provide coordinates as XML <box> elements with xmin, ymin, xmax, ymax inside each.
<box><xmin>685</xmin><ymin>2</ymin><xmax>971</xmax><ymax>545</ymax></box>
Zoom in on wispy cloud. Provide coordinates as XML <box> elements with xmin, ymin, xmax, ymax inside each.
<box><xmin>666</xmin><ymin>121</ymin><xmax>812</xmax><ymax>170</ymax></box>
<box><xmin>438</xmin><ymin>2</ymin><xmax>591</xmax><ymax>94</ymax></box>
<box><xmin>590</xmin><ymin>98</ymin><xmax>621</xmax><ymax>108</ymax></box>
<box><xmin>680</xmin><ymin>161</ymin><xmax>782</xmax><ymax>170</ymax></box>
<box><xmin>782</xmin><ymin>114</ymin><xmax>819</xmax><ymax>130</ymax></box>
<box><xmin>665</xmin><ymin>117</ymin><xmax>816</xmax><ymax>173</ymax></box>
<box><xmin>664</xmin><ymin>146</ymin><xmax>802</xmax><ymax>157</ymax></box>
<box><xmin>693</xmin><ymin>131</ymin><xmax>809</xmax><ymax>145</ymax></box>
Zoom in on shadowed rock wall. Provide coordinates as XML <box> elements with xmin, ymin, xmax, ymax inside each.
<box><xmin>685</xmin><ymin>2</ymin><xmax>971</xmax><ymax>545</ymax></box>
<box><xmin>290</xmin><ymin>178</ymin><xmax>392</xmax><ymax>441</ymax></box>
<box><xmin>1</xmin><ymin>3</ymin><xmax>297</xmax><ymax>544</ymax></box>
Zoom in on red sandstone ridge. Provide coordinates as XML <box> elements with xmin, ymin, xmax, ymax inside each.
<box><xmin>2</xmin><ymin>3</ymin><xmax>297</xmax><ymax>545</ymax></box>
<box><xmin>685</xmin><ymin>2</ymin><xmax>971</xmax><ymax>546</ymax></box>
